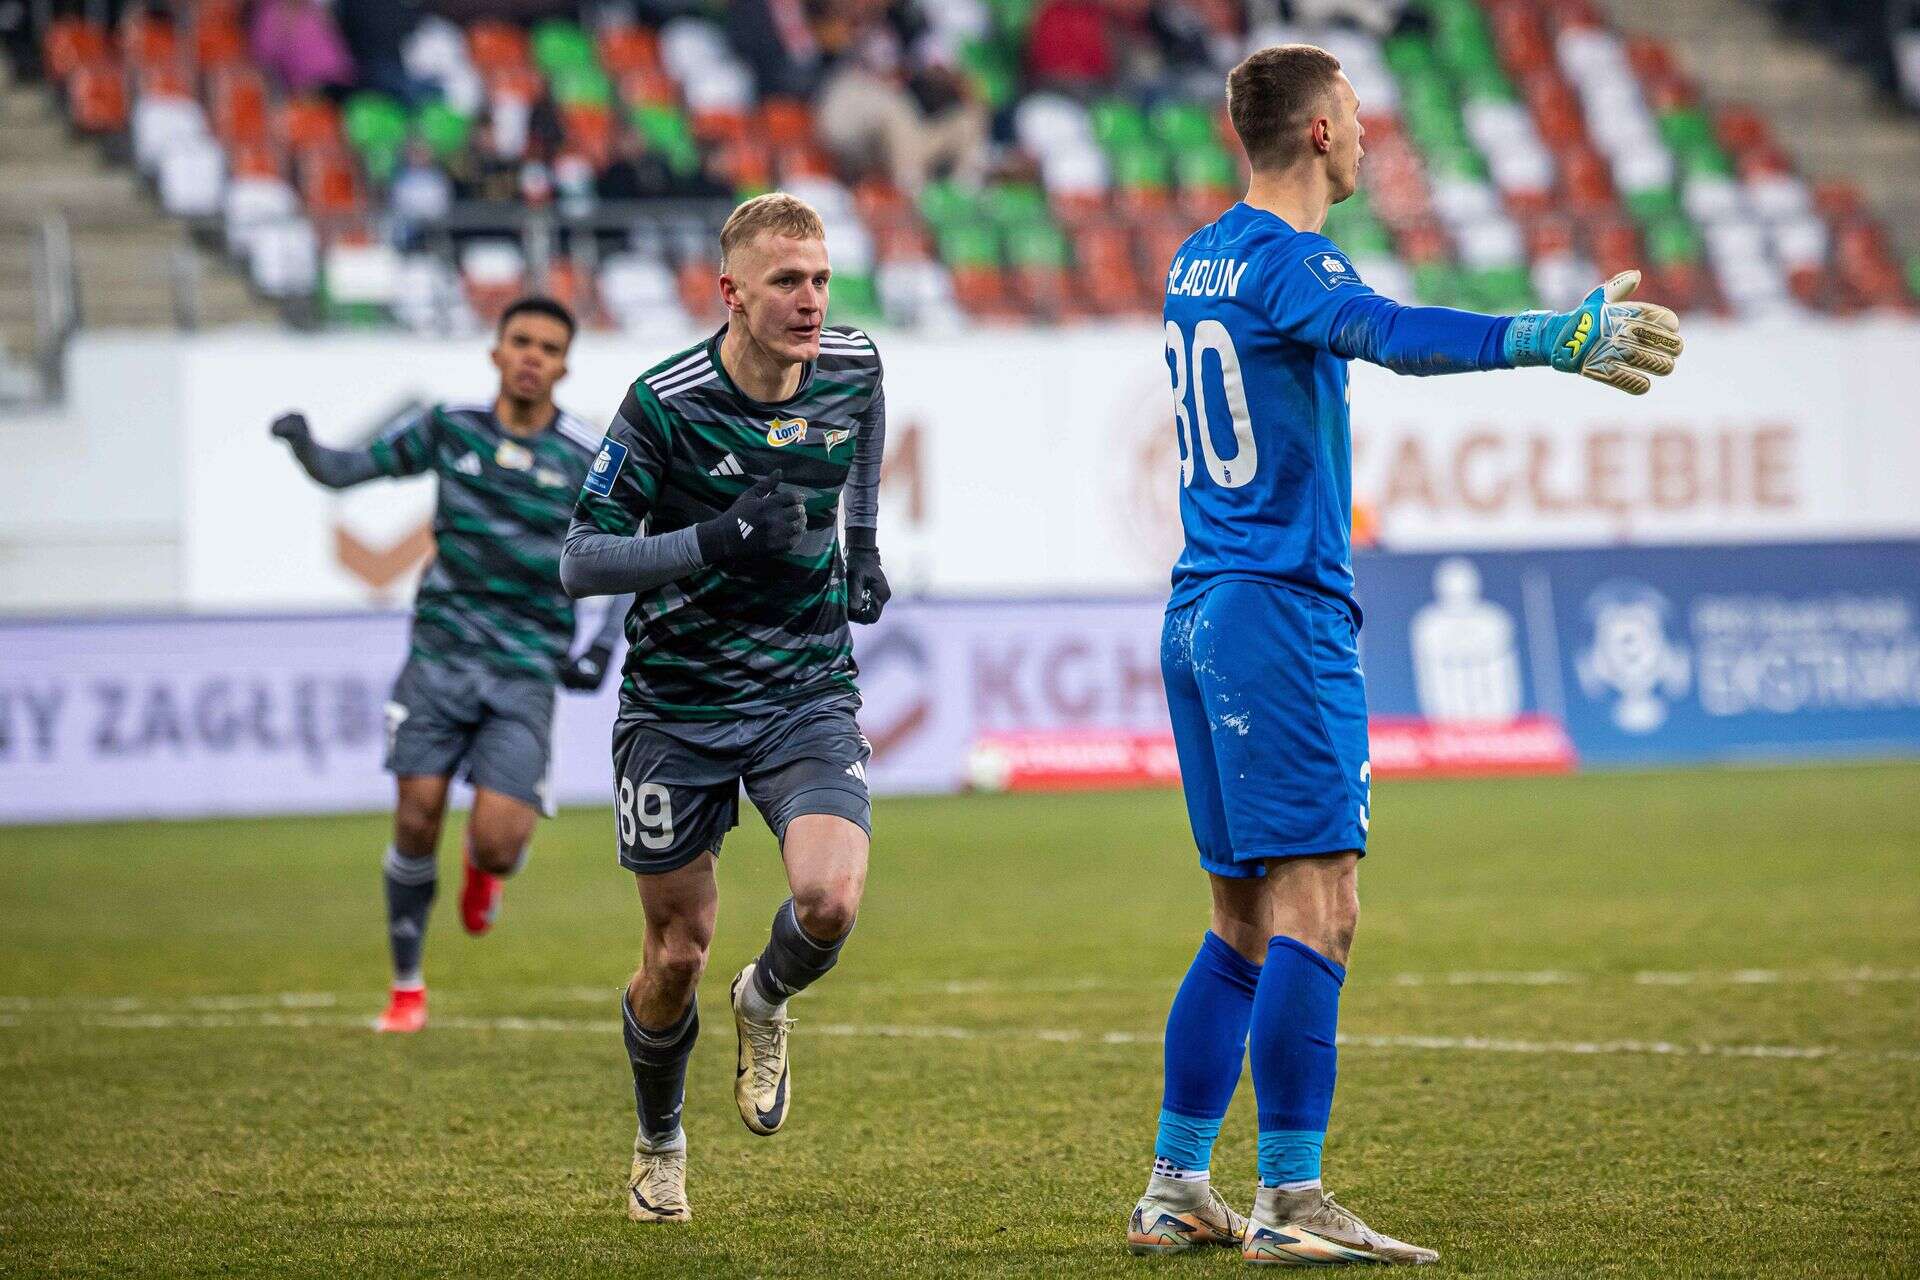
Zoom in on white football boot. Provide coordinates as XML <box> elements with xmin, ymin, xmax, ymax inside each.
<box><xmin>1127</xmin><ymin>1175</ymin><xmax>1248</xmax><ymax>1255</ymax></box>
<box><xmin>626</xmin><ymin>1139</ymin><xmax>690</xmax><ymax>1223</ymax></box>
<box><xmin>730</xmin><ymin>963</ymin><xmax>793</xmax><ymax>1136</ymax></box>
<box><xmin>1242</xmin><ymin>1185</ymin><xmax>1438</xmax><ymax>1265</ymax></box>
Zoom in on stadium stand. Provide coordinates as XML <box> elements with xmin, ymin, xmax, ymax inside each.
<box><xmin>7</xmin><ymin>0</ymin><xmax>1917</xmax><ymax>343</ymax></box>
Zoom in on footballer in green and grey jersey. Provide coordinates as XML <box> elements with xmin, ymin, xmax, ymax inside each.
<box><xmin>271</xmin><ymin>296</ymin><xmax>632</xmax><ymax>1032</ymax></box>
<box><xmin>370</xmin><ymin>399</ymin><xmax>606</xmax><ymax>679</ymax></box>
<box><xmin>572</xmin><ymin>324</ymin><xmax>886</xmax><ymax>722</ymax></box>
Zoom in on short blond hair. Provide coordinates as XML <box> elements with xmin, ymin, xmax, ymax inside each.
<box><xmin>719</xmin><ymin>192</ymin><xmax>826</xmax><ymax>271</ymax></box>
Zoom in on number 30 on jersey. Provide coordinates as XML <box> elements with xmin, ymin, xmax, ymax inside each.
<box><xmin>1166</xmin><ymin>319</ymin><xmax>1258</xmax><ymax>489</ymax></box>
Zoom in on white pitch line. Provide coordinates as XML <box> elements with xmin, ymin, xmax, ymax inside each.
<box><xmin>4</xmin><ymin>967</ymin><xmax>1919</xmax><ymax>1016</ymax></box>
<box><xmin>14</xmin><ymin>1010</ymin><xmax>1917</xmax><ymax>1065</ymax></box>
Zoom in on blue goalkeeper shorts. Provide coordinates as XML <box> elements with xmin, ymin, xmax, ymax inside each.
<box><xmin>1161</xmin><ymin>579</ymin><xmax>1371</xmax><ymax>877</ymax></box>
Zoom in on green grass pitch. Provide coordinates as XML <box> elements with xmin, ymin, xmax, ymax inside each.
<box><xmin>3</xmin><ymin>763</ymin><xmax>1917</xmax><ymax>1278</ymax></box>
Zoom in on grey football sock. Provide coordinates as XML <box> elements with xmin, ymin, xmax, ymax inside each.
<box><xmin>622</xmin><ymin>993</ymin><xmax>697</xmax><ymax>1147</ymax></box>
<box><xmin>382</xmin><ymin>845</ymin><xmax>436</xmax><ymax>987</ymax></box>
<box><xmin>750</xmin><ymin>897</ymin><xmax>851</xmax><ymax>1008</ymax></box>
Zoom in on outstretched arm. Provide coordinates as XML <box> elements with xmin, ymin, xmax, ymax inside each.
<box><xmin>270</xmin><ymin>412</ymin><xmax>384</xmax><ymax>489</ymax></box>
<box><xmin>1269</xmin><ymin>242</ymin><xmax>1682</xmax><ymax>393</ymax></box>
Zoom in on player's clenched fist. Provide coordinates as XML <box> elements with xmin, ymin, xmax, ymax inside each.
<box><xmin>697</xmin><ymin>469</ymin><xmax>807</xmax><ymax>563</ymax></box>
<box><xmin>270</xmin><ymin>411</ymin><xmax>312</xmax><ymax>446</ymax></box>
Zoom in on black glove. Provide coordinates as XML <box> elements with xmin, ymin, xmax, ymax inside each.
<box><xmin>695</xmin><ymin>469</ymin><xmax>807</xmax><ymax>563</ymax></box>
<box><xmin>844</xmin><ymin>525</ymin><xmax>890</xmax><ymax>624</ymax></box>
<box><xmin>559</xmin><ymin>642</ymin><xmax>614</xmax><ymax>692</ymax></box>
<box><xmin>270</xmin><ymin>411</ymin><xmax>312</xmax><ymax>448</ymax></box>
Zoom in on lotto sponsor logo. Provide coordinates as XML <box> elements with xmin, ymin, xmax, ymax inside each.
<box><xmin>766</xmin><ymin>418</ymin><xmax>806</xmax><ymax>448</ymax></box>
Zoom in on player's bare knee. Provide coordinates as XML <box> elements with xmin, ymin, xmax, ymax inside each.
<box><xmin>793</xmin><ymin>883</ymin><xmax>859</xmax><ymax>942</ymax></box>
<box><xmin>392</xmin><ymin>806</ymin><xmax>442</xmax><ymax>857</ymax></box>
<box><xmin>468</xmin><ymin>834</ymin><xmax>523</xmax><ymax>876</ymax></box>
<box><xmin>645</xmin><ymin>926</ymin><xmax>711</xmax><ymax>996</ymax></box>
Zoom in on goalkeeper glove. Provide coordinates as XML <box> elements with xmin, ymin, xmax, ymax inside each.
<box><xmin>559</xmin><ymin>642</ymin><xmax>615</xmax><ymax>692</ymax></box>
<box><xmin>844</xmin><ymin>526</ymin><xmax>890</xmax><ymax>625</ymax></box>
<box><xmin>1504</xmin><ymin>270</ymin><xmax>1684</xmax><ymax>395</ymax></box>
<box><xmin>694</xmin><ymin>470</ymin><xmax>807</xmax><ymax>563</ymax></box>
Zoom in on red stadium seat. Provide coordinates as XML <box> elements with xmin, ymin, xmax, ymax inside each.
<box><xmin>1715</xmin><ymin>106</ymin><xmax>1771</xmax><ymax>156</ymax></box>
<box><xmin>618</xmin><ymin>67</ymin><xmax>677</xmax><ymax>108</ymax></box>
<box><xmin>760</xmin><ymin>98</ymin><xmax>815</xmax><ymax>148</ymax></box>
<box><xmin>279</xmin><ymin>98</ymin><xmax>342</xmax><ymax>152</ymax></box>
<box><xmin>691</xmin><ymin>108</ymin><xmax>750</xmax><ymax>145</ymax></box>
<box><xmin>1590</xmin><ymin>221</ymin><xmax>1642</xmax><ymax>277</ymax></box>
<box><xmin>1397</xmin><ymin>221</ymin><xmax>1453</xmax><ymax>265</ymax></box>
<box><xmin>120</xmin><ymin>12</ymin><xmax>177</xmax><ymax>72</ymax></box>
<box><xmin>597</xmin><ymin>25</ymin><xmax>660</xmax><ymax>76</ymax></box>
<box><xmin>299</xmin><ymin>146</ymin><xmax>361</xmax><ymax>217</ymax></box>
<box><xmin>139</xmin><ymin>63</ymin><xmax>193</xmax><ymax>102</ymax></box>
<box><xmin>712</xmin><ymin>137</ymin><xmax>772</xmax><ymax>188</ymax></box>
<box><xmin>1625</xmin><ymin>35</ymin><xmax>1675</xmax><ymax>82</ymax></box>
<box><xmin>1524</xmin><ymin>215</ymin><xmax>1577</xmax><ymax>260</ymax></box>
<box><xmin>196</xmin><ymin>21</ymin><xmax>248</xmax><ymax>72</ymax></box>
<box><xmin>487</xmin><ymin>65</ymin><xmax>543</xmax><ymax>104</ymax></box>
<box><xmin>67</xmin><ymin>62</ymin><xmax>128</xmax><ymax>133</ymax></box>
<box><xmin>676</xmin><ymin>260</ymin><xmax>725</xmax><ymax>324</ymax></box>
<box><xmin>43</xmin><ymin>18</ymin><xmax>110</xmax><ymax>82</ymax></box>
<box><xmin>210</xmin><ymin>67</ymin><xmax>271</xmax><ymax>146</ymax></box>
<box><xmin>468</xmin><ymin>21</ymin><xmax>530</xmax><ymax>74</ymax></box>
<box><xmin>1561</xmin><ymin>147</ymin><xmax>1615</xmax><ymax>214</ymax></box>
<box><xmin>855</xmin><ymin>178</ymin><xmax>909</xmax><ymax>224</ymax></box>
<box><xmin>561</xmin><ymin>104</ymin><xmax>614</xmax><ymax>169</ymax></box>
<box><xmin>777</xmin><ymin>144</ymin><xmax>835</xmax><ymax>182</ymax></box>
<box><xmin>1813</xmin><ymin>180</ymin><xmax>1865</xmax><ymax>221</ymax></box>
<box><xmin>230</xmin><ymin>141</ymin><xmax>283</xmax><ymax>180</ymax></box>
<box><xmin>952</xmin><ymin>265</ymin><xmax>1020</xmax><ymax>320</ymax></box>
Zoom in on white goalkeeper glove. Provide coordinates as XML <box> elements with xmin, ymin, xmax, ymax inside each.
<box><xmin>1504</xmin><ymin>270</ymin><xmax>1684</xmax><ymax>395</ymax></box>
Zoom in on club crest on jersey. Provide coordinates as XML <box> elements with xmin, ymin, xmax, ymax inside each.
<box><xmin>1305</xmin><ymin>251</ymin><xmax>1361</xmax><ymax>291</ymax></box>
<box><xmin>495</xmin><ymin>441</ymin><xmax>534</xmax><ymax>471</ymax></box>
<box><xmin>766</xmin><ymin>417</ymin><xmax>807</xmax><ymax>447</ymax></box>
<box><xmin>822</xmin><ymin>428</ymin><xmax>852</xmax><ymax>451</ymax></box>
<box><xmin>583</xmin><ymin>438</ymin><xmax>627</xmax><ymax>496</ymax></box>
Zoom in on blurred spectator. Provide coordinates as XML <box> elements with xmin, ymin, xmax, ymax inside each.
<box><xmin>1287</xmin><ymin>0</ymin><xmax>1409</xmax><ymax>37</ymax></box>
<box><xmin>336</xmin><ymin>0</ymin><xmax>433</xmax><ymax>105</ymax></box>
<box><xmin>391</xmin><ymin>141</ymin><xmax>454</xmax><ymax>244</ymax></box>
<box><xmin>815</xmin><ymin>1</ymin><xmax>989</xmax><ymax>193</ymax></box>
<box><xmin>249</xmin><ymin>0</ymin><xmax>357</xmax><ymax>98</ymax></box>
<box><xmin>730</xmin><ymin>0</ymin><xmax>825</xmax><ymax>98</ymax></box>
<box><xmin>1027</xmin><ymin>0</ymin><xmax>1114</xmax><ymax>91</ymax></box>
<box><xmin>597</xmin><ymin>130</ymin><xmax>733</xmax><ymax>201</ymax></box>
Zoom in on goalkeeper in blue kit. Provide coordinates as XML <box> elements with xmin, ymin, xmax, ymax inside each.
<box><xmin>1126</xmin><ymin>45</ymin><xmax>1683</xmax><ymax>1266</ymax></box>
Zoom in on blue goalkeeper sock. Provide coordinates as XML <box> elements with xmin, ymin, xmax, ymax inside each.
<box><xmin>1153</xmin><ymin>931</ymin><xmax>1260</xmax><ymax>1180</ymax></box>
<box><xmin>1250</xmin><ymin>935</ymin><xmax>1345</xmax><ymax>1188</ymax></box>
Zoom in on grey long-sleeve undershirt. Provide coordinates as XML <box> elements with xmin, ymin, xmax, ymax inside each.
<box><xmin>286</xmin><ymin>436</ymin><xmax>384</xmax><ymax>489</ymax></box>
<box><xmin>843</xmin><ymin>382</ymin><xmax>886</xmax><ymax>531</ymax></box>
<box><xmin>560</xmin><ymin>519</ymin><xmax>708</xmax><ymax>599</ymax></box>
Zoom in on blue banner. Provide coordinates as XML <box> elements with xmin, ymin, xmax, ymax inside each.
<box><xmin>1354</xmin><ymin>541</ymin><xmax>1920</xmax><ymax>766</ymax></box>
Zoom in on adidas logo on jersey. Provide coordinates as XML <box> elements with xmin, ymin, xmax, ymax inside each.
<box><xmin>455</xmin><ymin>451</ymin><xmax>483</xmax><ymax>476</ymax></box>
<box><xmin>709</xmin><ymin>454</ymin><xmax>744</xmax><ymax>477</ymax></box>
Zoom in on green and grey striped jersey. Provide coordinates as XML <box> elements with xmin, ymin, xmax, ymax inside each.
<box><xmin>574</xmin><ymin>325</ymin><xmax>886</xmax><ymax>721</ymax></box>
<box><xmin>373</xmin><ymin>401</ymin><xmax>603</xmax><ymax>679</ymax></box>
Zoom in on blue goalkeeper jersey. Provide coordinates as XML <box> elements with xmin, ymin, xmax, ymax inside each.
<box><xmin>1163</xmin><ymin>201</ymin><xmax>1513</xmax><ymax>625</ymax></box>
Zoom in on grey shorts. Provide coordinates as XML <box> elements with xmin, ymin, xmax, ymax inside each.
<box><xmin>384</xmin><ymin>657</ymin><xmax>557</xmax><ymax>815</ymax></box>
<box><xmin>610</xmin><ymin>695</ymin><xmax>872</xmax><ymax>875</ymax></box>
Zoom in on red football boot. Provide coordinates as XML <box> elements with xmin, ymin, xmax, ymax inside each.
<box><xmin>374</xmin><ymin>985</ymin><xmax>427</xmax><ymax>1033</ymax></box>
<box><xmin>460</xmin><ymin>850</ymin><xmax>502</xmax><ymax>936</ymax></box>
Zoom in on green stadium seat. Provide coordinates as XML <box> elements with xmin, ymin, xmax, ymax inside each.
<box><xmin>552</xmin><ymin>64</ymin><xmax>613</xmax><ymax>108</ymax></box>
<box><xmin>938</xmin><ymin>222</ymin><xmax>1001</xmax><ymax>269</ymax></box>
<box><xmin>414</xmin><ymin>100</ymin><xmax>471</xmax><ymax>162</ymax></box>
<box><xmin>920</xmin><ymin>179</ymin><xmax>983</xmax><ymax>231</ymax></box>
<box><xmin>1174</xmin><ymin>147</ymin><xmax>1237</xmax><ymax>192</ymax></box>
<box><xmin>1151</xmin><ymin>102</ymin><xmax>1216</xmax><ymax>151</ymax></box>
<box><xmin>1647</xmin><ymin>217</ymin><xmax>1703</xmax><ymax>266</ymax></box>
<box><xmin>830</xmin><ymin>272</ymin><xmax>881</xmax><ymax>322</ymax></box>
<box><xmin>982</xmin><ymin>182</ymin><xmax>1049</xmax><ymax>229</ymax></box>
<box><xmin>1113</xmin><ymin>144</ymin><xmax>1171</xmax><ymax>192</ymax></box>
<box><xmin>631</xmin><ymin>104</ymin><xmax>700</xmax><ymax>173</ymax></box>
<box><xmin>1091</xmin><ymin>99</ymin><xmax>1149</xmax><ymax>152</ymax></box>
<box><xmin>531</xmin><ymin>21</ymin><xmax>596</xmax><ymax>77</ymax></box>
<box><xmin>343</xmin><ymin>92</ymin><xmax>409</xmax><ymax>182</ymax></box>
<box><xmin>1005</xmin><ymin>222</ymin><xmax>1070</xmax><ymax>269</ymax></box>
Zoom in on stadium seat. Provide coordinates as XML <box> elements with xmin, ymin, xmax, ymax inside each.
<box><xmin>133</xmin><ymin>96</ymin><xmax>210</xmax><ymax>174</ymax></box>
<box><xmin>467</xmin><ymin>21</ymin><xmax>531</xmax><ymax>75</ymax></box>
<box><xmin>209</xmin><ymin>68</ymin><xmax>270</xmax><ymax>147</ymax></box>
<box><xmin>67</xmin><ymin>63</ymin><xmax>128</xmax><ymax>134</ymax></box>
<box><xmin>42</xmin><ymin>18</ymin><xmax>110</xmax><ymax>82</ymax></box>
<box><xmin>158</xmin><ymin>136</ymin><xmax>225</xmax><ymax>218</ymax></box>
<box><xmin>344</xmin><ymin>94</ymin><xmax>412</xmax><ymax>183</ymax></box>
